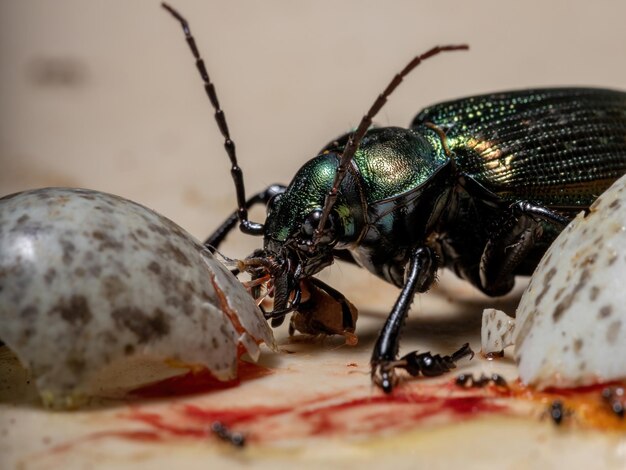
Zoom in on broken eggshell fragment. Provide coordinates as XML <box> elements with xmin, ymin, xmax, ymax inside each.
<box><xmin>482</xmin><ymin>174</ymin><xmax>626</xmax><ymax>389</ymax></box>
<box><xmin>0</xmin><ymin>188</ymin><xmax>275</xmax><ymax>407</ymax></box>
<box><xmin>481</xmin><ymin>308</ymin><xmax>515</xmax><ymax>354</ymax></box>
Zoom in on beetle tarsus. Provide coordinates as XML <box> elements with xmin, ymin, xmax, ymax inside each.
<box><xmin>451</xmin><ymin>342</ymin><xmax>474</xmax><ymax>362</ymax></box>
<box><xmin>398</xmin><ymin>343</ymin><xmax>474</xmax><ymax>378</ymax></box>
<box><xmin>372</xmin><ymin>343</ymin><xmax>473</xmax><ymax>393</ymax></box>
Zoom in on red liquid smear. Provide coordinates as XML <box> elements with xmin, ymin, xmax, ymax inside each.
<box><xmin>131</xmin><ymin>360</ymin><xmax>271</xmax><ymax>399</ymax></box>
<box><xmin>42</xmin><ymin>377</ymin><xmax>626</xmax><ymax>456</ymax></box>
<box><xmin>45</xmin><ymin>429</ymin><xmax>164</xmax><ymax>456</ymax></box>
<box><xmin>297</xmin><ymin>392</ymin><xmax>503</xmax><ymax>436</ymax></box>
<box><xmin>542</xmin><ymin>380</ymin><xmax>625</xmax><ymax>397</ymax></box>
<box><xmin>90</xmin><ymin>429</ymin><xmax>163</xmax><ymax>442</ymax></box>
<box><xmin>37</xmin><ymin>384</ymin><xmax>509</xmax><ymax>459</ymax></box>
<box><xmin>123</xmin><ymin>382</ymin><xmax>507</xmax><ymax>444</ymax></box>
<box><xmin>181</xmin><ymin>403</ymin><xmax>293</xmax><ymax>426</ymax></box>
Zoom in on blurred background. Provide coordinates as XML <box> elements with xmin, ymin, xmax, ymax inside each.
<box><xmin>1</xmin><ymin>0</ymin><xmax>626</xmax><ymax>308</ymax></box>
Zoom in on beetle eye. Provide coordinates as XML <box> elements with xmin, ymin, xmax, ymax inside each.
<box><xmin>301</xmin><ymin>209</ymin><xmax>338</xmax><ymax>245</ymax></box>
<box><xmin>301</xmin><ymin>210</ymin><xmax>323</xmax><ymax>238</ymax></box>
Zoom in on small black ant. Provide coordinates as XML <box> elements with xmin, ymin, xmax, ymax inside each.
<box><xmin>210</xmin><ymin>421</ymin><xmax>246</xmax><ymax>448</ymax></box>
<box><xmin>601</xmin><ymin>386</ymin><xmax>625</xmax><ymax>419</ymax></box>
<box><xmin>548</xmin><ymin>400</ymin><xmax>569</xmax><ymax>425</ymax></box>
<box><xmin>455</xmin><ymin>373</ymin><xmax>508</xmax><ymax>388</ymax></box>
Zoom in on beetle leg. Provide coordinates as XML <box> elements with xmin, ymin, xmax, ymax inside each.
<box><xmin>204</xmin><ymin>184</ymin><xmax>285</xmax><ymax>251</ymax></box>
<box><xmin>479</xmin><ymin>201</ymin><xmax>569</xmax><ymax>296</ymax></box>
<box><xmin>370</xmin><ymin>246</ymin><xmax>437</xmax><ymax>393</ymax></box>
<box><xmin>397</xmin><ymin>343</ymin><xmax>473</xmax><ymax>377</ymax></box>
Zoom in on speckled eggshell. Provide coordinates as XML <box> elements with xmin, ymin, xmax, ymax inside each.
<box><xmin>0</xmin><ymin>188</ymin><xmax>275</xmax><ymax>407</ymax></box>
<box><xmin>515</xmin><ymin>174</ymin><xmax>626</xmax><ymax>389</ymax></box>
<box><xmin>481</xmin><ymin>308</ymin><xmax>515</xmax><ymax>354</ymax></box>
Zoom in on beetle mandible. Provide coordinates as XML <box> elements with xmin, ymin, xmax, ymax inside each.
<box><xmin>162</xmin><ymin>4</ymin><xmax>626</xmax><ymax>393</ymax></box>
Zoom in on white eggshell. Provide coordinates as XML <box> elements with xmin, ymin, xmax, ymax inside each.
<box><xmin>481</xmin><ymin>308</ymin><xmax>515</xmax><ymax>354</ymax></box>
<box><xmin>0</xmin><ymin>188</ymin><xmax>275</xmax><ymax>407</ymax></box>
<box><xmin>515</xmin><ymin>175</ymin><xmax>626</xmax><ymax>389</ymax></box>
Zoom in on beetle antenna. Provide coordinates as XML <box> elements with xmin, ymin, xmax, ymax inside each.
<box><xmin>314</xmin><ymin>44</ymin><xmax>469</xmax><ymax>245</ymax></box>
<box><xmin>162</xmin><ymin>3</ymin><xmax>263</xmax><ymax>235</ymax></box>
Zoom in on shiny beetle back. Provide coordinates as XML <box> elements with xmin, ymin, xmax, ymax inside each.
<box><xmin>413</xmin><ymin>88</ymin><xmax>626</xmax><ymax>209</ymax></box>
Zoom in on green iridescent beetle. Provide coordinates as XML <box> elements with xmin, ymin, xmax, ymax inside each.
<box><xmin>163</xmin><ymin>4</ymin><xmax>626</xmax><ymax>393</ymax></box>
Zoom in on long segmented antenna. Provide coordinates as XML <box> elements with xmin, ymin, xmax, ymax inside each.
<box><xmin>313</xmin><ymin>44</ymin><xmax>469</xmax><ymax>245</ymax></box>
<box><xmin>162</xmin><ymin>3</ymin><xmax>263</xmax><ymax>235</ymax></box>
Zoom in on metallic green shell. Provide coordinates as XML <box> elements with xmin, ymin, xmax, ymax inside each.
<box><xmin>412</xmin><ymin>88</ymin><xmax>626</xmax><ymax>209</ymax></box>
<box><xmin>264</xmin><ymin>155</ymin><xmax>339</xmax><ymax>242</ymax></box>
<box><xmin>264</xmin><ymin>127</ymin><xmax>449</xmax><ymax>243</ymax></box>
<box><xmin>350</xmin><ymin>127</ymin><xmax>448</xmax><ymax>204</ymax></box>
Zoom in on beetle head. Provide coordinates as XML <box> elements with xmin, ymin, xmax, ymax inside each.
<box><xmin>247</xmin><ymin>152</ymin><xmax>364</xmax><ymax>321</ymax></box>
<box><xmin>264</xmin><ymin>152</ymin><xmax>363</xmax><ymax>264</ymax></box>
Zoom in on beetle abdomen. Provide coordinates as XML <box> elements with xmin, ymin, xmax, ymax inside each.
<box><xmin>413</xmin><ymin>88</ymin><xmax>626</xmax><ymax>209</ymax></box>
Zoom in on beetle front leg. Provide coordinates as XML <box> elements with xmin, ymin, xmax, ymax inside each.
<box><xmin>371</xmin><ymin>246</ymin><xmax>437</xmax><ymax>393</ymax></box>
<box><xmin>204</xmin><ymin>184</ymin><xmax>285</xmax><ymax>251</ymax></box>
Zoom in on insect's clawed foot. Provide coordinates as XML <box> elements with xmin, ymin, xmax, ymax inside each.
<box><xmin>371</xmin><ymin>343</ymin><xmax>474</xmax><ymax>393</ymax></box>
<box><xmin>371</xmin><ymin>362</ymin><xmax>399</xmax><ymax>394</ymax></box>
